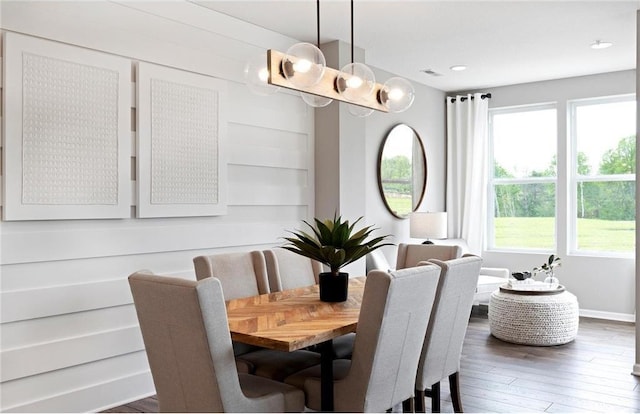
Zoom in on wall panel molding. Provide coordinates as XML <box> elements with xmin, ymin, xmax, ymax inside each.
<box><xmin>4</xmin><ymin>370</ymin><xmax>153</xmax><ymax>413</ymax></box>
<box><xmin>0</xmin><ymin>351</ymin><xmax>151</xmax><ymax>411</ymax></box>
<box><xmin>1</xmin><ymin>326</ymin><xmax>144</xmax><ymax>381</ymax></box>
<box><xmin>1</xmin><ymin>222</ymin><xmax>297</xmax><ymax>265</ymax></box>
<box><xmin>1</xmin><ymin>279</ymin><xmax>134</xmax><ymax>323</ymax></box>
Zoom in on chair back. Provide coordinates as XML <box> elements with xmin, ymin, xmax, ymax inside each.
<box><xmin>415</xmin><ymin>255</ymin><xmax>483</xmax><ymax>390</ymax></box>
<box><xmin>336</xmin><ymin>265</ymin><xmax>441</xmax><ymax>412</ymax></box>
<box><xmin>264</xmin><ymin>248</ymin><xmax>322</xmax><ymax>291</ymax></box>
<box><xmin>396</xmin><ymin>243</ymin><xmax>462</xmax><ymax>269</ymax></box>
<box><xmin>128</xmin><ymin>272</ymin><xmax>243</xmax><ymax>412</ymax></box>
<box><xmin>193</xmin><ymin>251</ymin><xmax>269</xmax><ymax>299</ymax></box>
<box><xmin>365</xmin><ymin>249</ymin><xmax>392</xmax><ymax>273</ymax></box>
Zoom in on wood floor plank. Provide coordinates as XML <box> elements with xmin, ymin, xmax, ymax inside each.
<box><xmin>512</xmin><ymin>378</ymin><xmax>640</xmax><ymax>407</ymax></box>
<box><xmin>461</xmin><ymin>375</ymin><xmax>638</xmax><ymax>413</ymax></box>
<box><xmin>544</xmin><ymin>402</ymin><xmax>600</xmax><ymax>413</ymax></box>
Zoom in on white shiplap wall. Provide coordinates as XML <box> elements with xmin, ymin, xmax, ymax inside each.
<box><xmin>0</xmin><ymin>1</ymin><xmax>313</xmax><ymax>411</ymax></box>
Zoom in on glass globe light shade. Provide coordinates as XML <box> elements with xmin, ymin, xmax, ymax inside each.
<box><xmin>336</xmin><ymin>62</ymin><xmax>375</xmax><ymax>102</ymax></box>
<box><xmin>348</xmin><ymin>104</ymin><xmax>374</xmax><ymax>117</ymax></box>
<box><xmin>301</xmin><ymin>92</ymin><xmax>333</xmax><ymax>108</ymax></box>
<box><xmin>380</xmin><ymin>77</ymin><xmax>415</xmax><ymax>112</ymax></box>
<box><xmin>282</xmin><ymin>43</ymin><xmax>326</xmax><ymax>88</ymax></box>
<box><xmin>244</xmin><ymin>53</ymin><xmax>280</xmax><ymax>96</ymax></box>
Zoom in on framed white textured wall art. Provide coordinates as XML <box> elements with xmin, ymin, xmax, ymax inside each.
<box><xmin>2</xmin><ymin>32</ymin><xmax>131</xmax><ymax>221</ymax></box>
<box><xmin>136</xmin><ymin>62</ymin><xmax>227</xmax><ymax>218</ymax></box>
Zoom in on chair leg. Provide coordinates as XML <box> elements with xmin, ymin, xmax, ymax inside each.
<box><xmin>431</xmin><ymin>382</ymin><xmax>441</xmax><ymax>413</ymax></box>
<box><xmin>402</xmin><ymin>397</ymin><xmax>414</xmax><ymax>413</ymax></box>
<box><xmin>414</xmin><ymin>389</ymin><xmax>426</xmax><ymax>413</ymax></box>
<box><xmin>449</xmin><ymin>372</ymin><xmax>464</xmax><ymax>413</ymax></box>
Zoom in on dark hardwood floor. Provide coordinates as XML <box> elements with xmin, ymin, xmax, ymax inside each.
<box><xmin>104</xmin><ymin>313</ymin><xmax>639</xmax><ymax>413</ymax></box>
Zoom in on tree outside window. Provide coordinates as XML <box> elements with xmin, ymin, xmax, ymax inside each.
<box><xmin>571</xmin><ymin>96</ymin><xmax>635</xmax><ymax>254</ymax></box>
<box><xmin>489</xmin><ymin>104</ymin><xmax>557</xmax><ymax>250</ymax></box>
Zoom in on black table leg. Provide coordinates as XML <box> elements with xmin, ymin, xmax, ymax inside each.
<box><xmin>318</xmin><ymin>339</ymin><xmax>334</xmax><ymax>411</ymax></box>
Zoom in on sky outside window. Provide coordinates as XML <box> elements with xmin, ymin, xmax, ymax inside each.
<box><xmin>492</xmin><ymin>108</ymin><xmax>557</xmax><ymax>178</ymax></box>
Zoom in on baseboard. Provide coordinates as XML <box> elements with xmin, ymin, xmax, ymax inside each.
<box><xmin>579</xmin><ymin>309</ymin><xmax>635</xmax><ymax>322</ymax></box>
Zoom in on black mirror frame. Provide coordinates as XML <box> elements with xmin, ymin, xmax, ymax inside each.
<box><xmin>376</xmin><ymin>124</ymin><xmax>428</xmax><ymax>219</ymax></box>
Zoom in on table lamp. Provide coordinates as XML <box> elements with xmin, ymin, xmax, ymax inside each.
<box><xmin>409</xmin><ymin>212</ymin><xmax>448</xmax><ymax>244</ymax></box>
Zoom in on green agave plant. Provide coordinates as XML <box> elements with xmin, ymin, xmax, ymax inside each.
<box><xmin>283</xmin><ymin>215</ymin><xmax>393</xmax><ymax>277</ymax></box>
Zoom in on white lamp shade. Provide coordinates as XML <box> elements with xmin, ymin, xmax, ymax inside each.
<box><xmin>410</xmin><ymin>212</ymin><xmax>448</xmax><ymax>240</ymax></box>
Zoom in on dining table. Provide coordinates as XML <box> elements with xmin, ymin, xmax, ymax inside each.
<box><xmin>225</xmin><ymin>276</ymin><xmax>366</xmax><ymax>411</ymax></box>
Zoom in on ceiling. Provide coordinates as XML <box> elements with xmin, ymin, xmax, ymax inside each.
<box><xmin>191</xmin><ymin>0</ymin><xmax>639</xmax><ymax>92</ymax></box>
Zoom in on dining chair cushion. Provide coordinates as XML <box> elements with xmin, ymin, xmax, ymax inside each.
<box><xmin>193</xmin><ymin>251</ymin><xmax>270</xmax><ymax>299</ymax></box>
<box><xmin>237</xmin><ymin>349</ymin><xmax>321</xmax><ymax>382</ymax></box>
<box><xmin>330</xmin><ymin>333</ymin><xmax>355</xmax><ymax>359</ymax></box>
<box><xmin>283</xmin><ymin>359</ymin><xmax>351</xmax><ymax>409</ymax></box>
<box><xmin>128</xmin><ymin>272</ymin><xmax>305</xmax><ymax>412</ymax></box>
<box><xmin>238</xmin><ymin>373</ymin><xmax>305</xmax><ymax>409</ymax></box>
<box><xmin>284</xmin><ymin>265</ymin><xmax>441</xmax><ymax>412</ymax></box>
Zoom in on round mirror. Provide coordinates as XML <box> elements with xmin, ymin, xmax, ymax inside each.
<box><xmin>377</xmin><ymin>124</ymin><xmax>427</xmax><ymax>219</ymax></box>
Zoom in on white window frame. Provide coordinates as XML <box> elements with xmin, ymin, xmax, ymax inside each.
<box><xmin>568</xmin><ymin>94</ymin><xmax>635</xmax><ymax>258</ymax></box>
<box><xmin>487</xmin><ymin>103</ymin><xmax>558</xmax><ymax>252</ymax></box>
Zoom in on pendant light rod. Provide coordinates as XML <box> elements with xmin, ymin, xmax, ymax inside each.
<box><xmin>316</xmin><ymin>0</ymin><xmax>320</xmax><ymax>48</ymax></box>
<box><xmin>350</xmin><ymin>0</ymin><xmax>354</xmax><ymax>64</ymax></box>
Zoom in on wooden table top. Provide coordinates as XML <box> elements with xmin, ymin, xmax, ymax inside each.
<box><xmin>226</xmin><ymin>276</ymin><xmax>365</xmax><ymax>352</ymax></box>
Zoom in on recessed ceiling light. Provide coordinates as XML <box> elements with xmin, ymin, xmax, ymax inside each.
<box><xmin>591</xmin><ymin>40</ymin><xmax>613</xmax><ymax>49</ymax></box>
<box><xmin>450</xmin><ymin>65</ymin><xmax>467</xmax><ymax>71</ymax></box>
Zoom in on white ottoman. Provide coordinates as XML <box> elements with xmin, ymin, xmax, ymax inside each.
<box><xmin>489</xmin><ymin>286</ymin><xmax>579</xmax><ymax>346</ymax></box>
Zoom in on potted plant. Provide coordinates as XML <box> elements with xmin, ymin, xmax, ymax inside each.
<box><xmin>283</xmin><ymin>215</ymin><xmax>393</xmax><ymax>302</ymax></box>
<box><xmin>533</xmin><ymin>254</ymin><xmax>561</xmax><ymax>286</ymax></box>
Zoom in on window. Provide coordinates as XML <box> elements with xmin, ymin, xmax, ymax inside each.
<box><xmin>569</xmin><ymin>95</ymin><xmax>635</xmax><ymax>254</ymax></box>
<box><xmin>488</xmin><ymin>104</ymin><xmax>557</xmax><ymax>250</ymax></box>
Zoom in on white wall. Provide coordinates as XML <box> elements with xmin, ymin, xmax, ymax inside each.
<box><xmin>0</xmin><ymin>1</ymin><xmax>314</xmax><ymax>411</ymax></box>
<box><xmin>469</xmin><ymin>70</ymin><xmax>636</xmax><ymax>320</ymax></box>
<box><xmin>365</xmin><ymin>67</ymin><xmax>447</xmax><ymax>268</ymax></box>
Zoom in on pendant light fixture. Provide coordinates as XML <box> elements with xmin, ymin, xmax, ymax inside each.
<box><xmin>337</xmin><ymin>0</ymin><xmax>375</xmax><ymax>117</ymax></box>
<box><xmin>255</xmin><ymin>0</ymin><xmax>414</xmax><ymax>113</ymax></box>
<box><xmin>244</xmin><ymin>53</ymin><xmax>280</xmax><ymax>96</ymax></box>
<box><xmin>298</xmin><ymin>0</ymin><xmax>333</xmax><ymax>108</ymax></box>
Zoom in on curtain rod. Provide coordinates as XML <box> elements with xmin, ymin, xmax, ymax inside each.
<box><xmin>448</xmin><ymin>93</ymin><xmax>492</xmax><ymax>103</ymax></box>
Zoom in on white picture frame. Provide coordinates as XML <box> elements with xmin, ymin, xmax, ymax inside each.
<box><xmin>2</xmin><ymin>32</ymin><xmax>131</xmax><ymax>221</ymax></box>
<box><xmin>136</xmin><ymin>62</ymin><xmax>227</xmax><ymax>218</ymax></box>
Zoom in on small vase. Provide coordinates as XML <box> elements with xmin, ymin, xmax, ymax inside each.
<box><xmin>544</xmin><ymin>271</ymin><xmax>559</xmax><ymax>287</ymax></box>
<box><xmin>319</xmin><ymin>272</ymin><xmax>349</xmax><ymax>302</ymax></box>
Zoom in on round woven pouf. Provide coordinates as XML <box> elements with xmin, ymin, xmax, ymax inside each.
<box><xmin>489</xmin><ymin>289</ymin><xmax>579</xmax><ymax>346</ymax></box>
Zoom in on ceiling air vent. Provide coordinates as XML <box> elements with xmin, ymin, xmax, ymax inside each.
<box><xmin>421</xmin><ymin>69</ymin><xmax>442</xmax><ymax>77</ymax></box>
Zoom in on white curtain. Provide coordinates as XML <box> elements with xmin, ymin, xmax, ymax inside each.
<box><xmin>446</xmin><ymin>93</ymin><xmax>490</xmax><ymax>254</ymax></box>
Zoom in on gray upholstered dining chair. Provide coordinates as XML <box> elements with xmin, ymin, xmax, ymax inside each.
<box><xmin>284</xmin><ymin>265</ymin><xmax>441</xmax><ymax>412</ymax></box>
<box><xmin>193</xmin><ymin>251</ymin><xmax>270</xmax><ymax>298</ymax></box>
<box><xmin>128</xmin><ymin>272</ymin><xmax>305</xmax><ymax>413</ymax></box>
<box><xmin>396</xmin><ymin>243</ymin><xmax>463</xmax><ymax>269</ymax></box>
<box><xmin>263</xmin><ymin>248</ymin><xmax>322</xmax><ymax>292</ymax></box>
<box><xmin>412</xmin><ymin>255</ymin><xmax>483</xmax><ymax>413</ymax></box>
<box><xmin>193</xmin><ymin>251</ymin><xmax>321</xmax><ymax>381</ymax></box>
